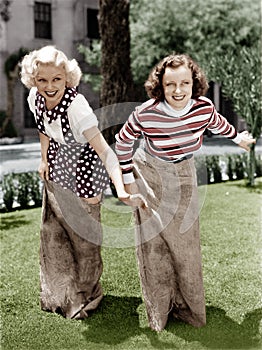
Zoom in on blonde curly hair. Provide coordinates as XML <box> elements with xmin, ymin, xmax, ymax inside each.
<box><xmin>20</xmin><ymin>46</ymin><xmax>82</xmax><ymax>88</ymax></box>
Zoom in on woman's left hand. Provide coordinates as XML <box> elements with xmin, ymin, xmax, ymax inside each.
<box><xmin>238</xmin><ymin>131</ymin><xmax>256</xmax><ymax>151</ymax></box>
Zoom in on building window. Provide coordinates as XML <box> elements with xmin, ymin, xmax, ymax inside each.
<box><xmin>34</xmin><ymin>2</ymin><xmax>52</xmax><ymax>39</ymax></box>
<box><xmin>87</xmin><ymin>8</ymin><xmax>99</xmax><ymax>39</ymax></box>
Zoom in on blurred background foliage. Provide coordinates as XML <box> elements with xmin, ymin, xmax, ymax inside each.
<box><xmin>79</xmin><ymin>0</ymin><xmax>260</xmax><ymax>186</ymax></box>
<box><xmin>129</xmin><ymin>0</ymin><xmax>260</xmax><ymax>85</ymax></box>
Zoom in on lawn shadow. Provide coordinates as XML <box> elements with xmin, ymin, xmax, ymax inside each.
<box><xmin>227</xmin><ymin>179</ymin><xmax>262</xmax><ymax>193</ymax></box>
<box><xmin>82</xmin><ymin>298</ymin><xmax>261</xmax><ymax>349</ymax></box>
<box><xmin>166</xmin><ymin>306</ymin><xmax>262</xmax><ymax>349</ymax></box>
<box><xmin>81</xmin><ymin>295</ymin><xmax>176</xmax><ymax>349</ymax></box>
<box><xmin>0</xmin><ymin>214</ymin><xmax>32</xmax><ymax>231</ymax></box>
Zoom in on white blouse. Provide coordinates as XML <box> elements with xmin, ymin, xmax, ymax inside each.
<box><xmin>28</xmin><ymin>87</ymin><xmax>98</xmax><ymax>144</ymax></box>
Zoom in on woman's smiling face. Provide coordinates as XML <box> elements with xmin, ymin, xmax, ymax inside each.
<box><xmin>35</xmin><ymin>63</ymin><xmax>67</xmax><ymax>108</ymax></box>
<box><xmin>162</xmin><ymin>65</ymin><xmax>193</xmax><ymax>110</ymax></box>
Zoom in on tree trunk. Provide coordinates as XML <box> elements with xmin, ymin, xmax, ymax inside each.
<box><xmin>248</xmin><ymin>144</ymin><xmax>256</xmax><ymax>186</ymax></box>
<box><xmin>99</xmin><ymin>0</ymin><xmax>134</xmax><ymax>146</ymax></box>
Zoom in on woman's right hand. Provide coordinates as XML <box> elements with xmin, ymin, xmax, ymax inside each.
<box><xmin>118</xmin><ymin>182</ymin><xmax>148</xmax><ymax>209</ymax></box>
<box><xmin>38</xmin><ymin>160</ymin><xmax>49</xmax><ymax>181</ymax></box>
<box><xmin>118</xmin><ymin>193</ymin><xmax>148</xmax><ymax>209</ymax></box>
<box><xmin>118</xmin><ymin>192</ymin><xmax>148</xmax><ymax>209</ymax></box>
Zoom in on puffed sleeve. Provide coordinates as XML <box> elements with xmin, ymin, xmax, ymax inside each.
<box><xmin>68</xmin><ymin>93</ymin><xmax>99</xmax><ymax>143</ymax></box>
<box><xmin>27</xmin><ymin>87</ymin><xmax>37</xmax><ymax>114</ymax></box>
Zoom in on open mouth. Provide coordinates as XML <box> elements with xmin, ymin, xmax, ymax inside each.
<box><xmin>173</xmin><ymin>95</ymin><xmax>184</xmax><ymax>101</ymax></box>
<box><xmin>45</xmin><ymin>91</ymin><xmax>58</xmax><ymax>97</ymax></box>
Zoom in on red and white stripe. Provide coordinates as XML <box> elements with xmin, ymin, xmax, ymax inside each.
<box><xmin>115</xmin><ymin>96</ymin><xmax>237</xmax><ymax>176</ymax></box>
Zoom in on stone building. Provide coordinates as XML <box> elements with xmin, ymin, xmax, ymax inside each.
<box><xmin>0</xmin><ymin>0</ymin><xmax>100</xmax><ymax>140</ymax></box>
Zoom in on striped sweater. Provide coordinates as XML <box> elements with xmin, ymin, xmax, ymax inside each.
<box><xmin>115</xmin><ymin>96</ymin><xmax>239</xmax><ymax>183</ymax></box>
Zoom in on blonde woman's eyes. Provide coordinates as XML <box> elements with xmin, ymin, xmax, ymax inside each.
<box><xmin>36</xmin><ymin>77</ymin><xmax>61</xmax><ymax>82</ymax></box>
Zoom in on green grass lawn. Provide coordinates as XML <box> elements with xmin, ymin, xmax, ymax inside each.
<box><xmin>1</xmin><ymin>179</ymin><xmax>261</xmax><ymax>350</ymax></box>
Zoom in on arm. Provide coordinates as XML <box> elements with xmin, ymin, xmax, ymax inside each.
<box><xmin>83</xmin><ymin>127</ymin><xmax>146</xmax><ymax>207</ymax></box>
<box><xmin>207</xmin><ymin>108</ymin><xmax>238</xmax><ymax>139</ymax></box>
<box><xmin>38</xmin><ymin>132</ymin><xmax>50</xmax><ymax>180</ymax></box>
<box><xmin>115</xmin><ymin>110</ymin><xmax>142</xmax><ymax>184</ymax></box>
<box><xmin>207</xmin><ymin>107</ymin><xmax>255</xmax><ymax>151</ymax></box>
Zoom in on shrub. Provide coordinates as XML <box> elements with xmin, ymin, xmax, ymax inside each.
<box><xmin>195</xmin><ymin>153</ymin><xmax>261</xmax><ymax>185</ymax></box>
<box><xmin>16</xmin><ymin>173</ymin><xmax>31</xmax><ymax>209</ymax></box>
<box><xmin>1</xmin><ymin>171</ymin><xmax>42</xmax><ymax>211</ymax></box>
<box><xmin>2</xmin><ymin>173</ymin><xmax>16</xmax><ymax>211</ymax></box>
<box><xmin>204</xmin><ymin>156</ymin><xmax>215</xmax><ymax>184</ymax></box>
<box><xmin>227</xmin><ymin>155</ymin><xmax>234</xmax><ymax>181</ymax></box>
<box><xmin>211</xmin><ymin>155</ymin><xmax>222</xmax><ymax>183</ymax></box>
<box><xmin>28</xmin><ymin>172</ymin><xmax>42</xmax><ymax>207</ymax></box>
<box><xmin>235</xmin><ymin>154</ymin><xmax>246</xmax><ymax>180</ymax></box>
<box><xmin>225</xmin><ymin>153</ymin><xmax>249</xmax><ymax>181</ymax></box>
<box><xmin>195</xmin><ymin>156</ymin><xmax>209</xmax><ymax>185</ymax></box>
<box><xmin>255</xmin><ymin>154</ymin><xmax>262</xmax><ymax>178</ymax></box>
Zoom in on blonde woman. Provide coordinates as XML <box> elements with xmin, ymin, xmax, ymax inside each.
<box><xmin>20</xmin><ymin>45</ymin><xmax>145</xmax><ymax>320</ymax></box>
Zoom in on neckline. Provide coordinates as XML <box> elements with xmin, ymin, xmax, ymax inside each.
<box><xmin>160</xmin><ymin>99</ymin><xmax>194</xmax><ymax>117</ymax></box>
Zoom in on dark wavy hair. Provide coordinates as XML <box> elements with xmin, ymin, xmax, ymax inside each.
<box><xmin>144</xmin><ymin>53</ymin><xmax>209</xmax><ymax>101</ymax></box>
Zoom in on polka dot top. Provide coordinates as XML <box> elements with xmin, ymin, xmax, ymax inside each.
<box><xmin>28</xmin><ymin>87</ymin><xmax>109</xmax><ymax>198</ymax></box>
<box><xmin>28</xmin><ymin>87</ymin><xmax>99</xmax><ymax>144</ymax></box>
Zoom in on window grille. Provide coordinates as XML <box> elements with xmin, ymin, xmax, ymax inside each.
<box><xmin>34</xmin><ymin>2</ymin><xmax>52</xmax><ymax>39</ymax></box>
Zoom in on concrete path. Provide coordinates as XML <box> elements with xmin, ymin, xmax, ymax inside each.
<box><xmin>0</xmin><ymin>142</ymin><xmax>41</xmax><ymax>178</ymax></box>
<box><xmin>0</xmin><ymin>136</ymin><xmax>261</xmax><ymax>178</ymax></box>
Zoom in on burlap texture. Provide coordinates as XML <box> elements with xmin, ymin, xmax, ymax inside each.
<box><xmin>39</xmin><ymin>180</ymin><xmax>103</xmax><ymax>319</ymax></box>
<box><xmin>133</xmin><ymin>149</ymin><xmax>206</xmax><ymax>331</ymax></box>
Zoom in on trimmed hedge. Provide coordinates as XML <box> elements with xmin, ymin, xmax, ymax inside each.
<box><xmin>1</xmin><ymin>171</ymin><xmax>42</xmax><ymax>211</ymax></box>
<box><xmin>1</xmin><ymin>152</ymin><xmax>261</xmax><ymax>211</ymax></box>
<box><xmin>195</xmin><ymin>152</ymin><xmax>261</xmax><ymax>185</ymax></box>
